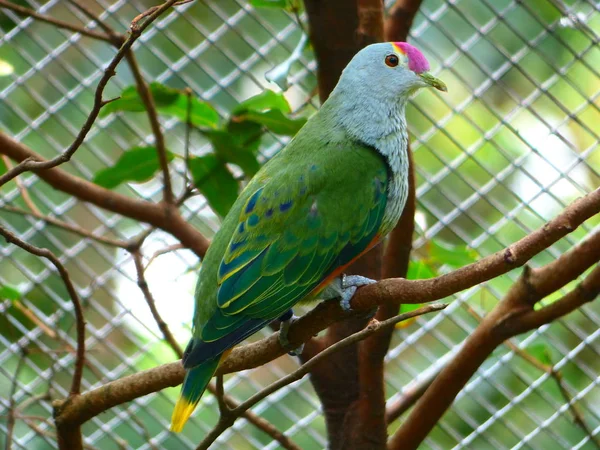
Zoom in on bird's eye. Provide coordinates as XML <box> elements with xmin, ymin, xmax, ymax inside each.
<box><xmin>385</xmin><ymin>54</ymin><xmax>399</xmax><ymax>67</ymax></box>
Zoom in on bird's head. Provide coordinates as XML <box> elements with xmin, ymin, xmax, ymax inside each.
<box><xmin>323</xmin><ymin>42</ymin><xmax>446</xmax><ymax>144</ymax></box>
<box><xmin>335</xmin><ymin>41</ymin><xmax>446</xmax><ymax>102</ymax></box>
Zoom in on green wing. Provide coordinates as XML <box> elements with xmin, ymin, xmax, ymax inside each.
<box><xmin>200</xmin><ymin>149</ymin><xmax>388</xmax><ymax>344</ymax></box>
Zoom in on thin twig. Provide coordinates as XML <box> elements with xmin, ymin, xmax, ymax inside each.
<box><xmin>132</xmin><ymin>248</ymin><xmax>297</xmax><ymax>449</ymax></box>
<box><xmin>183</xmin><ymin>87</ymin><xmax>193</xmax><ymax>190</ymax></box>
<box><xmin>552</xmin><ymin>370</ymin><xmax>600</xmax><ymax>449</ymax></box>
<box><xmin>0</xmin><ymin>227</ymin><xmax>85</xmax><ymax>396</ymax></box>
<box><xmin>215</xmin><ymin>374</ymin><xmax>230</xmax><ymax>416</ymax></box>
<box><xmin>144</xmin><ymin>243</ymin><xmax>185</xmax><ymax>269</ymax></box>
<box><xmin>125</xmin><ymin>52</ymin><xmax>174</xmax><ymax>204</ymax></box>
<box><xmin>1</xmin><ymin>156</ymin><xmax>41</xmax><ymax>214</ymax></box>
<box><xmin>12</xmin><ymin>300</ymin><xmax>58</xmax><ymax>339</ymax></box>
<box><xmin>132</xmin><ymin>250</ymin><xmax>182</xmax><ymax>358</ymax></box>
<box><xmin>0</xmin><ymin>0</ymin><xmax>184</xmax><ymax>187</ymax></box>
<box><xmin>1</xmin><ymin>205</ymin><xmax>129</xmax><ymax>248</ymax></box>
<box><xmin>19</xmin><ymin>416</ymin><xmax>100</xmax><ymax>450</ymax></box>
<box><xmin>0</xmin><ymin>0</ymin><xmax>114</xmax><ymax>42</ymax></box>
<box><xmin>66</xmin><ymin>0</ymin><xmax>123</xmax><ymax>44</ymax></box>
<box><xmin>131</xmin><ymin>0</ymin><xmax>193</xmax><ymax>26</ymax></box>
<box><xmin>196</xmin><ymin>303</ymin><xmax>447</xmax><ymax>450</ymax></box>
<box><xmin>5</xmin><ymin>348</ymin><xmax>27</xmax><ymax>450</ymax></box>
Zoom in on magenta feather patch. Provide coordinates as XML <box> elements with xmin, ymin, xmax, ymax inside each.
<box><xmin>393</xmin><ymin>42</ymin><xmax>430</xmax><ymax>74</ymax></box>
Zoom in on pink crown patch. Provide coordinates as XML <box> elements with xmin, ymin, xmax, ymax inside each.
<box><xmin>393</xmin><ymin>42</ymin><xmax>430</xmax><ymax>74</ymax></box>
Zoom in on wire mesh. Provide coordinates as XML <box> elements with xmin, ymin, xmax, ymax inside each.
<box><xmin>0</xmin><ymin>0</ymin><xmax>599</xmax><ymax>449</ymax></box>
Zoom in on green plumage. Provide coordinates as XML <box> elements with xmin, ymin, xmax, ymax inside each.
<box><xmin>172</xmin><ymin>40</ymin><xmax>446</xmax><ymax>433</ymax></box>
<box><xmin>189</xmin><ymin>115</ymin><xmax>389</xmax><ymax>356</ymax></box>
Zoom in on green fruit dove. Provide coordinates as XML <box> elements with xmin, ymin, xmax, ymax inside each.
<box><xmin>171</xmin><ymin>41</ymin><xmax>447</xmax><ymax>432</ymax></box>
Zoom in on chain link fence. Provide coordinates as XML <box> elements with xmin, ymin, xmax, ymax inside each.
<box><xmin>0</xmin><ymin>0</ymin><xmax>599</xmax><ymax>448</ymax></box>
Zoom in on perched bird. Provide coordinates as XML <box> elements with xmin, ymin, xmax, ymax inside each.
<box><xmin>170</xmin><ymin>41</ymin><xmax>446</xmax><ymax>432</ymax></box>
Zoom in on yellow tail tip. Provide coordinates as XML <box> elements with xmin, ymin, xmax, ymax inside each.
<box><xmin>170</xmin><ymin>397</ymin><xmax>197</xmax><ymax>433</ymax></box>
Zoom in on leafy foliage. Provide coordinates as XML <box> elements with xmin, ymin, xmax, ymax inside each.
<box><xmin>398</xmin><ymin>240</ymin><xmax>478</xmax><ymax>327</ymax></box>
<box><xmin>526</xmin><ymin>343</ymin><xmax>554</xmax><ymax>366</ymax></box>
<box><xmin>188</xmin><ymin>155</ymin><xmax>239</xmax><ymax>218</ymax></box>
<box><xmin>0</xmin><ymin>284</ymin><xmax>20</xmax><ymax>302</ymax></box>
<box><xmin>95</xmin><ymin>83</ymin><xmax>304</xmax><ymax>217</ymax></box>
<box><xmin>101</xmin><ymin>83</ymin><xmax>220</xmax><ymax>129</ymax></box>
<box><xmin>249</xmin><ymin>0</ymin><xmax>302</xmax><ymax>11</ymax></box>
<box><xmin>93</xmin><ymin>146</ymin><xmax>174</xmax><ymax>189</ymax></box>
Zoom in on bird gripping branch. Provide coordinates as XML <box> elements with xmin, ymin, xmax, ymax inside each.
<box><xmin>171</xmin><ymin>42</ymin><xmax>447</xmax><ymax>432</ymax></box>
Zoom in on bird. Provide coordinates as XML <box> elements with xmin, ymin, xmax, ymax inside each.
<box><xmin>170</xmin><ymin>41</ymin><xmax>447</xmax><ymax>432</ymax></box>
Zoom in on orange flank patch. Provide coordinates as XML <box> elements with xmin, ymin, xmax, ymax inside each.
<box><xmin>312</xmin><ymin>234</ymin><xmax>381</xmax><ymax>295</ymax></box>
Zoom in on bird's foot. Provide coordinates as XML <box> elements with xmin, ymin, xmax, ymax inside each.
<box><xmin>278</xmin><ymin>310</ymin><xmax>304</xmax><ymax>356</ymax></box>
<box><xmin>339</xmin><ymin>275</ymin><xmax>377</xmax><ymax>312</ymax></box>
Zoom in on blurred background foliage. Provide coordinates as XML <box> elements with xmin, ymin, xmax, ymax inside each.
<box><xmin>0</xmin><ymin>0</ymin><xmax>599</xmax><ymax>449</ymax></box>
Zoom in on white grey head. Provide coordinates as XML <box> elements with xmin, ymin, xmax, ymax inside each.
<box><xmin>325</xmin><ymin>42</ymin><xmax>446</xmax><ymax>146</ymax></box>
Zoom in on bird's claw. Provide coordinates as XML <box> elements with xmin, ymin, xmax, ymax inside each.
<box><xmin>339</xmin><ymin>274</ymin><xmax>377</xmax><ymax>312</ymax></box>
<box><xmin>279</xmin><ymin>311</ymin><xmax>304</xmax><ymax>356</ymax></box>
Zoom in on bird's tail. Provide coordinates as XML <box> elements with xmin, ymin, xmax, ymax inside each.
<box><xmin>170</xmin><ymin>356</ymin><xmax>221</xmax><ymax>433</ymax></box>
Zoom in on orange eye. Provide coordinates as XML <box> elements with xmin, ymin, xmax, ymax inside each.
<box><xmin>385</xmin><ymin>54</ymin><xmax>399</xmax><ymax>67</ymax></box>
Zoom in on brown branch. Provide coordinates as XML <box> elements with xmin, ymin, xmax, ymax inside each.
<box><xmin>131</xmin><ymin>250</ymin><xmax>183</xmax><ymax>358</ymax></box>
<box><xmin>0</xmin><ymin>227</ymin><xmax>86</xmax><ymax>396</ymax></box>
<box><xmin>132</xmin><ymin>248</ymin><xmax>298</xmax><ymax>449</ymax></box>
<box><xmin>70</xmin><ymin>0</ymin><xmax>175</xmax><ymax>206</ymax></box>
<box><xmin>125</xmin><ymin>52</ymin><xmax>174</xmax><ymax>204</ymax></box>
<box><xmin>0</xmin><ymin>133</ymin><xmax>209</xmax><ymax>257</ymax></box>
<box><xmin>0</xmin><ymin>0</ymin><xmax>114</xmax><ymax>43</ymax></box>
<box><xmin>144</xmin><ymin>243</ymin><xmax>184</xmax><ymax>269</ymax></box>
<box><xmin>466</xmin><ymin>304</ymin><xmax>600</xmax><ymax>449</ymax></box>
<box><xmin>385</xmin><ymin>0</ymin><xmax>423</xmax><ymax>43</ymax></box>
<box><xmin>66</xmin><ymin>0</ymin><xmax>124</xmax><ymax>44</ymax></box>
<box><xmin>49</xmin><ymin>187</ymin><xmax>600</xmax><ymax>429</ymax></box>
<box><xmin>196</xmin><ymin>303</ymin><xmax>446</xmax><ymax>450</ymax></box>
<box><xmin>1</xmin><ymin>205</ymin><xmax>129</xmax><ymax>248</ymax></box>
<box><xmin>1</xmin><ymin>156</ymin><xmax>42</xmax><ymax>215</ymax></box>
<box><xmin>0</xmin><ymin>16</ymin><xmax>137</xmax><ymax>186</ymax></box>
<box><xmin>552</xmin><ymin>370</ymin><xmax>600</xmax><ymax>450</ymax></box>
<box><xmin>389</xmin><ymin>230</ymin><xmax>600</xmax><ymax>449</ymax></box>
<box><xmin>5</xmin><ymin>349</ymin><xmax>27</xmax><ymax>450</ymax></box>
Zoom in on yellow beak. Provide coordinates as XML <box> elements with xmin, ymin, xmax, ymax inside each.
<box><xmin>419</xmin><ymin>72</ymin><xmax>447</xmax><ymax>92</ymax></box>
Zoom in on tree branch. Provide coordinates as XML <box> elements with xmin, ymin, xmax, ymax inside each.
<box><xmin>131</xmin><ymin>250</ymin><xmax>182</xmax><ymax>357</ymax></box>
<box><xmin>49</xmin><ymin>187</ymin><xmax>600</xmax><ymax>430</ymax></box>
<box><xmin>125</xmin><ymin>52</ymin><xmax>174</xmax><ymax>204</ymax></box>
<box><xmin>0</xmin><ymin>133</ymin><xmax>209</xmax><ymax>257</ymax></box>
<box><xmin>0</xmin><ymin>227</ymin><xmax>86</xmax><ymax>396</ymax></box>
<box><xmin>0</xmin><ymin>0</ymin><xmax>115</xmax><ymax>43</ymax></box>
<box><xmin>196</xmin><ymin>304</ymin><xmax>447</xmax><ymax>450</ymax></box>
<box><xmin>388</xmin><ymin>230</ymin><xmax>600</xmax><ymax>449</ymax></box>
<box><xmin>385</xmin><ymin>0</ymin><xmax>422</xmax><ymax>42</ymax></box>
<box><xmin>0</xmin><ymin>205</ymin><xmax>129</xmax><ymax>248</ymax></box>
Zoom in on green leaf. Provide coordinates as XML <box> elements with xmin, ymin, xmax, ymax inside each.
<box><xmin>0</xmin><ymin>156</ymin><xmax>7</xmax><ymax>175</ymax></box>
<box><xmin>526</xmin><ymin>343</ymin><xmax>553</xmax><ymax>366</ymax></box>
<box><xmin>204</xmin><ymin>126</ymin><xmax>262</xmax><ymax>177</ymax></box>
<box><xmin>93</xmin><ymin>146</ymin><xmax>174</xmax><ymax>189</ymax></box>
<box><xmin>0</xmin><ymin>285</ymin><xmax>20</xmax><ymax>302</ymax></box>
<box><xmin>240</xmin><ymin>110</ymin><xmax>306</xmax><ymax>136</ymax></box>
<box><xmin>188</xmin><ymin>155</ymin><xmax>239</xmax><ymax>217</ymax></box>
<box><xmin>233</xmin><ymin>90</ymin><xmax>291</xmax><ymax>115</ymax></box>
<box><xmin>249</xmin><ymin>0</ymin><xmax>289</xmax><ymax>9</ymax></box>
<box><xmin>407</xmin><ymin>260</ymin><xmax>437</xmax><ymax>280</ymax></box>
<box><xmin>427</xmin><ymin>239</ymin><xmax>478</xmax><ymax>268</ymax></box>
<box><xmin>101</xmin><ymin>83</ymin><xmax>220</xmax><ymax>129</ymax></box>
